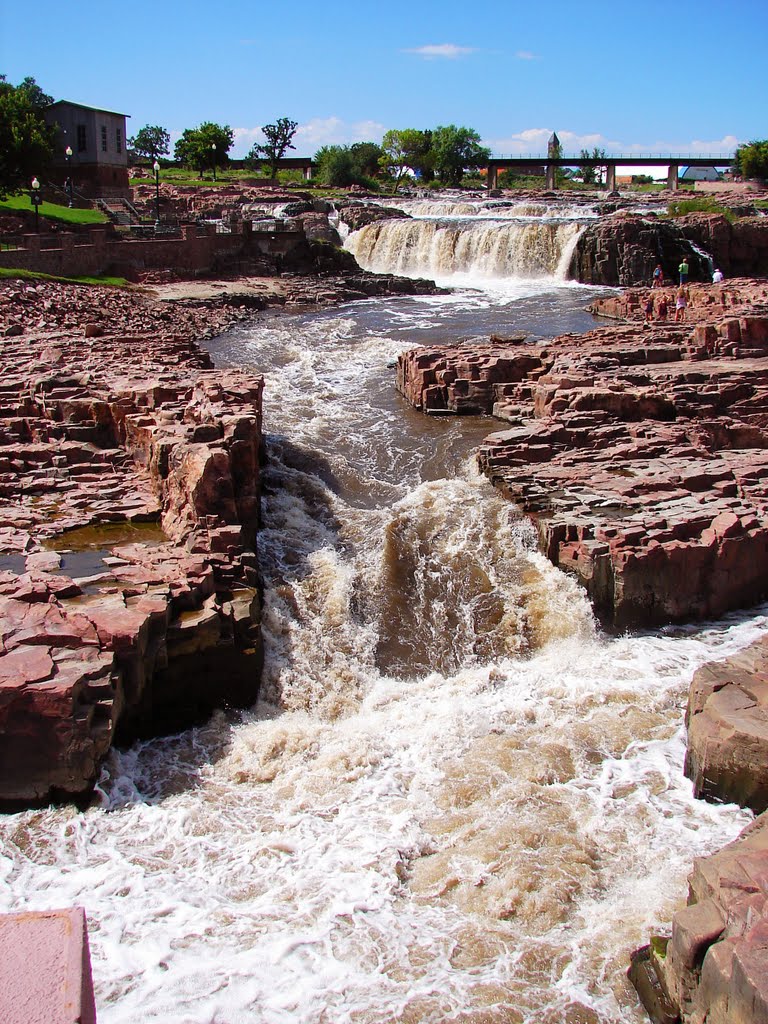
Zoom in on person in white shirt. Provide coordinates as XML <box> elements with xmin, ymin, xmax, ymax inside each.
<box><xmin>712</xmin><ymin>268</ymin><xmax>724</xmax><ymax>283</ymax></box>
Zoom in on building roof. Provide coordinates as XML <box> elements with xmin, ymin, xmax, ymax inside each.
<box><xmin>47</xmin><ymin>100</ymin><xmax>130</xmax><ymax>118</ymax></box>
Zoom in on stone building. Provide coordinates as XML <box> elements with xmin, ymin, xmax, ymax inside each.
<box><xmin>44</xmin><ymin>100</ymin><xmax>131</xmax><ymax>197</ymax></box>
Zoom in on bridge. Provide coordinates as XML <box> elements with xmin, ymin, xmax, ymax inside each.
<box><xmin>486</xmin><ymin>154</ymin><xmax>734</xmax><ymax>191</ymax></box>
<box><xmin>265</xmin><ymin>153</ymin><xmax>734</xmax><ymax>191</ymax></box>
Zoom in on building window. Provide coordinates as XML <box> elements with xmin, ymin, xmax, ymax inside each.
<box><xmin>77</xmin><ymin>124</ymin><xmax>87</xmax><ymax>152</ymax></box>
<box><xmin>116</xmin><ymin>128</ymin><xmax>122</xmax><ymax>154</ymax></box>
<box><xmin>101</xmin><ymin>125</ymin><xmax>108</xmax><ymax>152</ymax></box>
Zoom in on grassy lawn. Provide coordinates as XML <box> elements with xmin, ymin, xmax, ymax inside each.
<box><xmin>0</xmin><ymin>266</ymin><xmax>131</xmax><ymax>287</ymax></box>
<box><xmin>0</xmin><ymin>195</ymin><xmax>108</xmax><ymax>226</ymax></box>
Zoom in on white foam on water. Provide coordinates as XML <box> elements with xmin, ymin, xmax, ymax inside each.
<box><xmin>1</xmin><ymin>208</ymin><xmax>764</xmax><ymax>1024</ymax></box>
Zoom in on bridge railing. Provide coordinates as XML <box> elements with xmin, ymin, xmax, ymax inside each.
<box><xmin>488</xmin><ymin>153</ymin><xmax>734</xmax><ymax>162</ymax></box>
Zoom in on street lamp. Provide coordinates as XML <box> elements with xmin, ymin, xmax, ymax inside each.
<box><xmin>65</xmin><ymin>145</ymin><xmax>73</xmax><ymax>207</ymax></box>
<box><xmin>211</xmin><ymin>142</ymin><xmax>217</xmax><ymax>182</ymax></box>
<box><xmin>153</xmin><ymin>160</ymin><xmax>161</xmax><ymax>225</ymax></box>
<box><xmin>30</xmin><ymin>177</ymin><xmax>42</xmax><ymax>232</ymax></box>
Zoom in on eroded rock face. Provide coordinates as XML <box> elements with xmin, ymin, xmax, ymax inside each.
<box><xmin>571</xmin><ymin>213</ymin><xmax>714</xmax><ymax>286</ymax></box>
<box><xmin>630</xmin><ymin>810</ymin><xmax>768</xmax><ymax>1024</ymax></box>
<box><xmin>685</xmin><ymin>638</ymin><xmax>768</xmax><ymax>814</ymax></box>
<box><xmin>396</xmin><ymin>280</ymin><xmax>768</xmax><ymax>629</ymax></box>
<box><xmin>0</xmin><ymin>281</ymin><xmax>264</xmax><ymax>806</ymax></box>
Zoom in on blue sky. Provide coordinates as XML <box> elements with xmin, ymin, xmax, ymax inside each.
<box><xmin>2</xmin><ymin>0</ymin><xmax>765</xmax><ymax>160</ymax></box>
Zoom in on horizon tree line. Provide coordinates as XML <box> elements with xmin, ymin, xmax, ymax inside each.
<box><xmin>1</xmin><ymin>74</ymin><xmax>766</xmax><ymax>197</ymax></box>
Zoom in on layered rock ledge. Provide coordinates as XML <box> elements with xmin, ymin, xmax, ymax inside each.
<box><xmin>397</xmin><ymin>279</ymin><xmax>768</xmax><ymax>629</ymax></box>
<box><xmin>0</xmin><ymin>280</ymin><xmax>265</xmax><ymax>806</ymax></box>
<box><xmin>629</xmin><ymin>804</ymin><xmax>768</xmax><ymax>1024</ymax></box>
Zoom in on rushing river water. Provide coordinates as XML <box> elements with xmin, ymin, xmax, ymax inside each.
<box><xmin>0</xmin><ymin>200</ymin><xmax>764</xmax><ymax>1024</ymax></box>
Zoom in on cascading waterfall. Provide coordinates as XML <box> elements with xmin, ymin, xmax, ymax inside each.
<box><xmin>0</xmin><ymin>215</ymin><xmax>763</xmax><ymax>1024</ymax></box>
<box><xmin>344</xmin><ymin>201</ymin><xmax>595</xmax><ymax>284</ymax></box>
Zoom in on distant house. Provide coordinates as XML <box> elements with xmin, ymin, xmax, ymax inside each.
<box><xmin>44</xmin><ymin>100</ymin><xmax>131</xmax><ymax>196</ymax></box>
<box><xmin>680</xmin><ymin>166</ymin><xmax>721</xmax><ymax>182</ymax></box>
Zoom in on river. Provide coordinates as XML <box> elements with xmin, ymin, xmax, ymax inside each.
<box><xmin>0</xmin><ymin>198</ymin><xmax>763</xmax><ymax>1024</ymax></box>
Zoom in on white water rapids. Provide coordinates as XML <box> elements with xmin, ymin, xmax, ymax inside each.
<box><xmin>0</xmin><ymin>205</ymin><xmax>764</xmax><ymax>1024</ymax></box>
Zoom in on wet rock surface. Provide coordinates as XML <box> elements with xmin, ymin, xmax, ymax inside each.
<box><xmin>0</xmin><ymin>279</ymin><xmax>265</xmax><ymax>805</ymax></box>
<box><xmin>630</xmin><ymin>808</ymin><xmax>768</xmax><ymax>1024</ymax></box>
<box><xmin>398</xmin><ymin>279</ymin><xmax>768</xmax><ymax>630</ymax></box>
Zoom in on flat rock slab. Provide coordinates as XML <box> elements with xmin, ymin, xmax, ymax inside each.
<box><xmin>0</xmin><ymin>907</ymin><xmax>97</xmax><ymax>1024</ymax></box>
<box><xmin>0</xmin><ymin>281</ymin><xmax>265</xmax><ymax>806</ymax></box>
<box><xmin>397</xmin><ymin>280</ymin><xmax>768</xmax><ymax>628</ymax></box>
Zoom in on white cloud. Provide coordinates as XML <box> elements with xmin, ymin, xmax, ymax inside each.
<box><xmin>515</xmin><ymin>50</ymin><xmax>540</xmax><ymax>60</ymax></box>
<box><xmin>404</xmin><ymin>43</ymin><xmax>476</xmax><ymax>59</ymax></box>
<box><xmin>228</xmin><ymin>118</ymin><xmax>388</xmax><ymax>158</ymax></box>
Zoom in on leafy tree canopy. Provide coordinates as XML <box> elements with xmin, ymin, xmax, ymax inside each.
<box><xmin>430</xmin><ymin>125</ymin><xmax>490</xmax><ymax>187</ymax></box>
<box><xmin>174</xmin><ymin>122</ymin><xmax>234</xmax><ymax>177</ymax></box>
<box><xmin>247</xmin><ymin>117</ymin><xmax>298</xmax><ymax>178</ymax></box>
<box><xmin>735</xmin><ymin>140</ymin><xmax>768</xmax><ymax>181</ymax></box>
<box><xmin>314</xmin><ymin>145</ymin><xmax>356</xmax><ymax>187</ymax></box>
<box><xmin>0</xmin><ymin>75</ymin><xmax>56</xmax><ymax>198</ymax></box>
<box><xmin>129</xmin><ymin>125</ymin><xmax>171</xmax><ymax>162</ymax></box>
<box><xmin>313</xmin><ymin>142</ymin><xmax>384</xmax><ymax>187</ymax></box>
<box><xmin>379</xmin><ymin>129</ymin><xmax>434</xmax><ymax>190</ymax></box>
<box><xmin>577</xmin><ymin>146</ymin><xmax>607</xmax><ymax>184</ymax></box>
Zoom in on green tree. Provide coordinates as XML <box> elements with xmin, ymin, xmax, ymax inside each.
<box><xmin>174</xmin><ymin>122</ymin><xmax>234</xmax><ymax>178</ymax></box>
<box><xmin>247</xmin><ymin>118</ymin><xmax>298</xmax><ymax>178</ymax></box>
<box><xmin>349</xmin><ymin>142</ymin><xmax>384</xmax><ymax>179</ymax></box>
<box><xmin>313</xmin><ymin>143</ymin><xmax>384</xmax><ymax>187</ymax></box>
<box><xmin>577</xmin><ymin>147</ymin><xmax>607</xmax><ymax>184</ymax></box>
<box><xmin>0</xmin><ymin>75</ymin><xmax>56</xmax><ymax>198</ymax></box>
<box><xmin>431</xmin><ymin>125</ymin><xmax>490</xmax><ymax>187</ymax></box>
<box><xmin>734</xmin><ymin>140</ymin><xmax>768</xmax><ymax>181</ymax></box>
<box><xmin>379</xmin><ymin>129</ymin><xmax>433</xmax><ymax>191</ymax></box>
<box><xmin>129</xmin><ymin>125</ymin><xmax>171</xmax><ymax>162</ymax></box>
<box><xmin>314</xmin><ymin>145</ymin><xmax>355</xmax><ymax>186</ymax></box>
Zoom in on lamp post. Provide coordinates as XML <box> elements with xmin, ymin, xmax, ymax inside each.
<box><xmin>211</xmin><ymin>142</ymin><xmax>217</xmax><ymax>182</ymax></box>
<box><xmin>30</xmin><ymin>177</ymin><xmax>42</xmax><ymax>232</ymax></box>
<box><xmin>153</xmin><ymin>160</ymin><xmax>161</xmax><ymax>226</ymax></box>
<box><xmin>65</xmin><ymin>145</ymin><xmax>73</xmax><ymax>207</ymax></box>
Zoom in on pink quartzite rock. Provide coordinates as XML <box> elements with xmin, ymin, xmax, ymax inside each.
<box><xmin>631</xmin><ymin>811</ymin><xmax>768</xmax><ymax>1024</ymax></box>
<box><xmin>0</xmin><ymin>907</ymin><xmax>97</xmax><ymax>1024</ymax></box>
<box><xmin>0</xmin><ymin>281</ymin><xmax>265</xmax><ymax>806</ymax></box>
<box><xmin>397</xmin><ymin>280</ymin><xmax>768</xmax><ymax>628</ymax></box>
<box><xmin>685</xmin><ymin>637</ymin><xmax>768</xmax><ymax>814</ymax></box>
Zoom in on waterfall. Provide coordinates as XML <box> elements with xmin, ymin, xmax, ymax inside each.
<box><xmin>345</xmin><ymin>211</ymin><xmax>591</xmax><ymax>284</ymax></box>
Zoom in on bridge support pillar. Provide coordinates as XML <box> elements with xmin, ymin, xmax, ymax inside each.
<box><xmin>667</xmin><ymin>163</ymin><xmax>679</xmax><ymax>190</ymax></box>
<box><xmin>487</xmin><ymin>164</ymin><xmax>497</xmax><ymax>190</ymax></box>
<box><xmin>605</xmin><ymin>165</ymin><xmax>616</xmax><ymax>192</ymax></box>
<box><xmin>545</xmin><ymin>163</ymin><xmax>556</xmax><ymax>190</ymax></box>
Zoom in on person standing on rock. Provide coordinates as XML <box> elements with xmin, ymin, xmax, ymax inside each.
<box><xmin>657</xmin><ymin>294</ymin><xmax>669</xmax><ymax>321</ymax></box>
<box><xmin>652</xmin><ymin>264</ymin><xmax>664</xmax><ymax>288</ymax></box>
<box><xmin>644</xmin><ymin>295</ymin><xmax>655</xmax><ymax>322</ymax></box>
<box><xmin>712</xmin><ymin>268</ymin><xmax>724</xmax><ymax>283</ymax></box>
<box><xmin>675</xmin><ymin>287</ymin><xmax>688</xmax><ymax>321</ymax></box>
<box><xmin>678</xmin><ymin>257</ymin><xmax>689</xmax><ymax>285</ymax></box>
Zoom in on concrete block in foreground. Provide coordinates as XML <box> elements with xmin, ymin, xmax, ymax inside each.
<box><xmin>0</xmin><ymin>907</ymin><xmax>97</xmax><ymax>1023</ymax></box>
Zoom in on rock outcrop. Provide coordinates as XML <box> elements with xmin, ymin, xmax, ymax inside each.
<box><xmin>0</xmin><ymin>280</ymin><xmax>264</xmax><ymax>806</ymax></box>
<box><xmin>678</xmin><ymin>213</ymin><xmax>768</xmax><ymax>279</ymax></box>
<box><xmin>569</xmin><ymin>213</ymin><xmax>712</xmax><ymax>286</ymax></box>
<box><xmin>685</xmin><ymin>637</ymin><xmax>768</xmax><ymax>814</ymax></box>
<box><xmin>630</xmin><ymin>808</ymin><xmax>768</xmax><ymax>1024</ymax></box>
<box><xmin>396</xmin><ymin>280</ymin><xmax>768</xmax><ymax>629</ymax></box>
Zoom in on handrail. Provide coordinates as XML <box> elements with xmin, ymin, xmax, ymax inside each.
<box><xmin>488</xmin><ymin>153</ymin><xmax>735</xmax><ymax>162</ymax></box>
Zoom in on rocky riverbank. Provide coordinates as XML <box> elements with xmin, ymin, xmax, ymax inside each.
<box><xmin>397</xmin><ymin>279</ymin><xmax>768</xmax><ymax>629</ymax></box>
<box><xmin>0</xmin><ymin>278</ymin><xmax>269</xmax><ymax>805</ymax></box>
